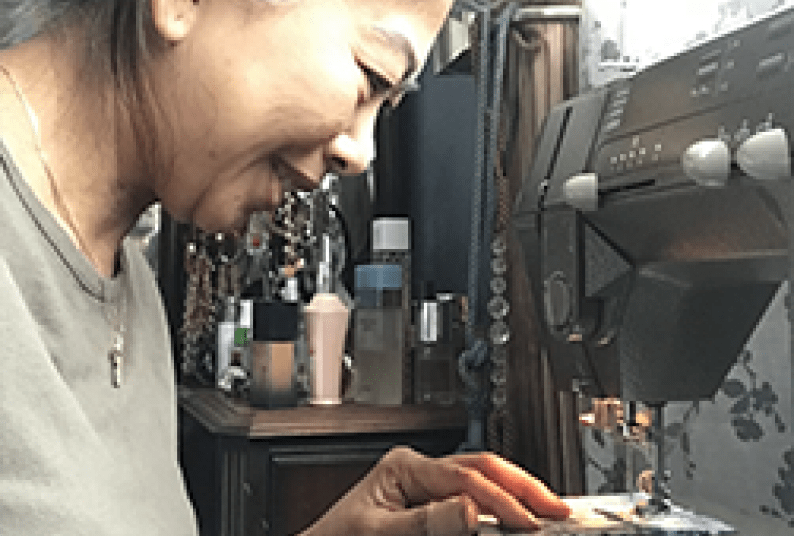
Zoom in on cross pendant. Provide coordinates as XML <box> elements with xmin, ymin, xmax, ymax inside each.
<box><xmin>109</xmin><ymin>335</ymin><xmax>123</xmax><ymax>388</ymax></box>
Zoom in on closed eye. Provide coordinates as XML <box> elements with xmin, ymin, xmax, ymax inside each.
<box><xmin>361</xmin><ymin>64</ymin><xmax>394</xmax><ymax>100</ymax></box>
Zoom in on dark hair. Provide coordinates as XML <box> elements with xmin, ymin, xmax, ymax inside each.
<box><xmin>0</xmin><ymin>0</ymin><xmax>70</xmax><ymax>47</ymax></box>
<box><xmin>1</xmin><ymin>0</ymin><xmax>168</xmax><ymax>180</ymax></box>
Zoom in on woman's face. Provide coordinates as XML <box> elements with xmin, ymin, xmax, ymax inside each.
<box><xmin>151</xmin><ymin>0</ymin><xmax>453</xmax><ymax>233</ymax></box>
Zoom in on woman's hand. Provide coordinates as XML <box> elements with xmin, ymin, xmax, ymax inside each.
<box><xmin>301</xmin><ymin>446</ymin><xmax>571</xmax><ymax>536</ymax></box>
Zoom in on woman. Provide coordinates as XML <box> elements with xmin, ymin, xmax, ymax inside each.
<box><xmin>0</xmin><ymin>1</ymin><xmax>570</xmax><ymax>534</ymax></box>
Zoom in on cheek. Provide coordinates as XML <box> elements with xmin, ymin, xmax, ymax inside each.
<box><xmin>269</xmin><ymin>89</ymin><xmax>353</xmax><ymax>148</ymax></box>
<box><xmin>175</xmin><ymin>7</ymin><xmax>362</xmax><ymax>155</ymax></box>
<box><xmin>192</xmin><ymin>48</ymin><xmax>357</xmax><ymax>158</ymax></box>
<box><xmin>265</xmin><ymin>38</ymin><xmax>361</xmax><ymax>146</ymax></box>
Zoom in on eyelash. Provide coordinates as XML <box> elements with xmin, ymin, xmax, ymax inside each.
<box><xmin>361</xmin><ymin>65</ymin><xmax>393</xmax><ymax>100</ymax></box>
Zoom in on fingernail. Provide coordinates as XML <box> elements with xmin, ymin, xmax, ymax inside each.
<box><xmin>526</xmin><ymin>511</ymin><xmax>542</xmax><ymax>528</ymax></box>
<box><xmin>477</xmin><ymin>514</ymin><xmax>499</xmax><ymax>527</ymax></box>
<box><xmin>511</xmin><ymin>511</ymin><xmax>541</xmax><ymax>532</ymax></box>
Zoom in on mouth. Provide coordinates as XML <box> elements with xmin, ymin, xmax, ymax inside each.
<box><xmin>242</xmin><ymin>157</ymin><xmax>319</xmax><ymax>221</ymax></box>
<box><xmin>272</xmin><ymin>157</ymin><xmax>320</xmax><ymax>194</ymax></box>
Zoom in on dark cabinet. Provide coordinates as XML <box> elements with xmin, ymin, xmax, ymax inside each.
<box><xmin>179</xmin><ymin>388</ymin><xmax>468</xmax><ymax>536</ymax></box>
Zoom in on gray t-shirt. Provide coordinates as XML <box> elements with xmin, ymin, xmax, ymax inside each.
<box><xmin>0</xmin><ymin>141</ymin><xmax>198</xmax><ymax>535</ymax></box>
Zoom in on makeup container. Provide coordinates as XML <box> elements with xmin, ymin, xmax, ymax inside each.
<box><xmin>249</xmin><ymin>300</ymin><xmax>300</xmax><ymax>408</ymax></box>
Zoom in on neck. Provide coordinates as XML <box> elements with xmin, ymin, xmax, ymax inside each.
<box><xmin>0</xmin><ymin>37</ymin><xmax>155</xmax><ymax>277</ymax></box>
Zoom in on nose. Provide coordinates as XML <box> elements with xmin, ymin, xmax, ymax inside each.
<box><xmin>326</xmin><ymin>109</ymin><xmax>378</xmax><ymax>176</ymax></box>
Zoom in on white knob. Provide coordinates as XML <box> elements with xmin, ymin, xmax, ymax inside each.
<box><xmin>563</xmin><ymin>173</ymin><xmax>599</xmax><ymax>212</ymax></box>
<box><xmin>736</xmin><ymin>128</ymin><xmax>791</xmax><ymax>180</ymax></box>
<box><xmin>682</xmin><ymin>139</ymin><xmax>731</xmax><ymax>187</ymax></box>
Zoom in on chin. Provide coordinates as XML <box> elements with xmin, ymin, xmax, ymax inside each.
<box><xmin>182</xmin><ymin>208</ymin><xmax>249</xmax><ymax>237</ymax></box>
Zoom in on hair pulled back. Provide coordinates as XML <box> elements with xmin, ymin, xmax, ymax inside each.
<box><xmin>1</xmin><ymin>0</ymin><xmax>168</xmax><ymax>179</ymax></box>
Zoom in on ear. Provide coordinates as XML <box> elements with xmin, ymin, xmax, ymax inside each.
<box><xmin>150</xmin><ymin>0</ymin><xmax>200</xmax><ymax>43</ymax></box>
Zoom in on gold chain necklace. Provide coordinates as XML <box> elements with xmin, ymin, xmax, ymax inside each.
<box><xmin>0</xmin><ymin>64</ymin><xmax>127</xmax><ymax>388</ymax></box>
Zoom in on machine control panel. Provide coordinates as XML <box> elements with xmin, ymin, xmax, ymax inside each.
<box><xmin>589</xmin><ymin>7</ymin><xmax>794</xmax><ymax>198</ymax></box>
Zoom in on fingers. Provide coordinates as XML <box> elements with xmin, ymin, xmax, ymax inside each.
<box><xmin>378</xmin><ymin>448</ymin><xmax>541</xmax><ymax>531</ymax></box>
<box><xmin>384</xmin><ymin>495</ymin><xmax>480</xmax><ymax>536</ymax></box>
<box><xmin>448</xmin><ymin>453</ymin><xmax>571</xmax><ymax>521</ymax></box>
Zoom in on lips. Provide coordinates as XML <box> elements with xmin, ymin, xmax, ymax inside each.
<box><xmin>243</xmin><ymin>157</ymin><xmax>320</xmax><ymax>224</ymax></box>
<box><xmin>272</xmin><ymin>157</ymin><xmax>320</xmax><ymax>193</ymax></box>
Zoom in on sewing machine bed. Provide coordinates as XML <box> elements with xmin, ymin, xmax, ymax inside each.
<box><xmin>479</xmin><ymin>494</ymin><xmax>737</xmax><ymax>536</ymax></box>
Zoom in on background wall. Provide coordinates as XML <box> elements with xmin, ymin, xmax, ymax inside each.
<box><xmin>579</xmin><ymin>2</ymin><xmax>793</xmax><ymax>534</ymax></box>
<box><xmin>580</xmin><ymin>0</ymin><xmax>793</xmax><ymax>90</ymax></box>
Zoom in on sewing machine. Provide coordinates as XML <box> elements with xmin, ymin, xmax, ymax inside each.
<box><xmin>512</xmin><ymin>6</ymin><xmax>794</xmax><ymax>534</ymax></box>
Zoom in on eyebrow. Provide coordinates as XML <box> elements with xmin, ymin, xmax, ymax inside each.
<box><xmin>370</xmin><ymin>26</ymin><xmax>419</xmax><ymax>84</ymax></box>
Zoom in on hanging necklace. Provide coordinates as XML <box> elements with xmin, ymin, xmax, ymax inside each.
<box><xmin>0</xmin><ymin>64</ymin><xmax>127</xmax><ymax>388</ymax></box>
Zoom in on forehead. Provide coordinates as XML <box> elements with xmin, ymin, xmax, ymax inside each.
<box><xmin>352</xmin><ymin>0</ymin><xmax>453</xmax><ymax>27</ymax></box>
<box><xmin>352</xmin><ymin>0</ymin><xmax>454</xmax><ymax>56</ymax></box>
